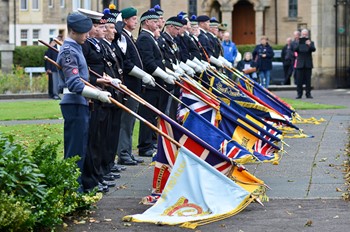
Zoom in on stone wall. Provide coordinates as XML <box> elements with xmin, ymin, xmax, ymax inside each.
<box><xmin>0</xmin><ymin>0</ymin><xmax>10</xmax><ymax>43</ymax></box>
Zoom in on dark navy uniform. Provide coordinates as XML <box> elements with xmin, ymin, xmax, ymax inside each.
<box><xmin>81</xmin><ymin>37</ymin><xmax>106</xmax><ymax>190</ymax></box>
<box><xmin>198</xmin><ymin>28</ymin><xmax>215</xmax><ymax>60</ymax></box>
<box><xmin>175</xmin><ymin>31</ymin><xmax>202</xmax><ymax>62</ymax></box>
<box><xmin>116</xmin><ymin>29</ymin><xmax>144</xmax><ymax>164</ymax></box>
<box><xmin>136</xmin><ymin>29</ymin><xmax>167</xmax><ymax>155</ymax></box>
<box><xmin>207</xmin><ymin>32</ymin><xmax>221</xmax><ymax>58</ymax></box>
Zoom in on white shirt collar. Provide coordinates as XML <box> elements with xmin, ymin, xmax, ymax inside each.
<box><xmin>142</xmin><ymin>28</ymin><xmax>154</xmax><ymax>37</ymax></box>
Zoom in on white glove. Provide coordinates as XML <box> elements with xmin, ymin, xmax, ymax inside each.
<box><xmin>128</xmin><ymin>65</ymin><xmax>156</xmax><ymax>87</ymax></box>
<box><xmin>192</xmin><ymin>57</ymin><xmax>207</xmax><ymax>71</ymax></box>
<box><xmin>201</xmin><ymin>60</ymin><xmax>210</xmax><ymax>69</ymax></box>
<box><xmin>111</xmin><ymin>78</ymin><xmax>122</xmax><ymax>87</ymax></box>
<box><xmin>142</xmin><ymin>74</ymin><xmax>156</xmax><ymax>87</ymax></box>
<box><xmin>209</xmin><ymin>56</ymin><xmax>224</xmax><ymax>67</ymax></box>
<box><xmin>166</xmin><ymin>68</ymin><xmax>181</xmax><ymax>81</ymax></box>
<box><xmin>218</xmin><ymin>56</ymin><xmax>233</xmax><ymax>69</ymax></box>
<box><xmin>179</xmin><ymin>61</ymin><xmax>195</xmax><ymax>77</ymax></box>
<box><xmin>172</xmin><ymin>64</ymin><xmax>184</xmax><ymax>75</ymax></box>
<box><xmin>81</xmin><ymin>86</ymin><xmax>111</xmax><ymax>103</ymax></box>
<box><xmin>186</xmin><ymin>59</ymin><xmax>203</xmax><ymax>73</ymax></box>
<box><xmin>152</xmin><ymin>67</ymin><xmax>175</xmax><ymax>85</ymax></box>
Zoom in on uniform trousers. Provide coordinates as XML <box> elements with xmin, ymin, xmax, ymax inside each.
<box><xmin>117</xmin><ymin>96</ymin><xmax>139</xmax><ymax>161</ymax></box>
<box><xmin>60</xmin><ymin>104</ymin><xmax>90</xmax><ymax>186</ymax></box>
<box><xmin>296</xmin><ymin>68</ymin><xmax>312</xmax><ymax>97</ymax></box>
<box><xmin>138</xmin><ymin>88</ymin><xmax>168</xmax><ymax>153</ymax></box>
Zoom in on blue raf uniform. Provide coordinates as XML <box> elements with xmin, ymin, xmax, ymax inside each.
<box><xmin>56</xmin><ymin>13</ymin><xmax>93</xmax><ymax>189</ymax></box>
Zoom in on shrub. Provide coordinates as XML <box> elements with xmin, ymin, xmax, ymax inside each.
<box><xmin>0</xmin><ymin>133</ymin><xmax>101</xmax><ymax>231</ymax></box>
<box><xmin>13</xmin><ymin>46</ymin><xmax>47</xmax><ymax>68</ymax></box>
<box><xmin>0</xmin><ymin>66</ymin><xmax>48</xmax><ymax>94</ymax></box>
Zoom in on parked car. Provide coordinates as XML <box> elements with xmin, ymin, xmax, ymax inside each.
<box><xmin>269</xmin><ymin>50</ymin><xmax>285</xmax><ymax>85</ymax></box>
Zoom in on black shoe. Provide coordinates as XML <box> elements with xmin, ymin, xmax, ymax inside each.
<box><xmin>295</xmin><ymin>96</ymin><xmax>302</xmax><ymax>99</ymax></box>
<box><xmin>103</xmin><ymin>173</ymin><xmax>120</xmax><ymax>181</ymax></box>
<box><xmin>96</xmin><ymin>183</ymin><xmax>109</xmax><ymax>193</ymax></box>
<box><xmin>53</xmin><ymin>95</ymin><xmax>60</xmax><ymax>100</ymax></box>
<box><xmin>139</xmin><ymin>149</ymin><xmax>156</xmax><ymax>157</ymax></box>
<box><xmin>118</xmin><ymin>158</ymin><xmax>137</xmax><ymax>166</ymax></box>
<box><xmin>131</xmin><ymin>154</ymin><xmax>144</xmax><ymax>163</ymax></box>
<box><xmin>100</xmin><ymin>180</ymin><xmax>116</xmax><ymax>187</ymax></box>
<box><xmin>111</xmin><ymin>164</ymin><xmax>122</xmax><ymax>172</ymax></box>
<box><xmin>306</xmin><ymin>95</ymin><xmax>313</xmax><ymax>99</ymax></box>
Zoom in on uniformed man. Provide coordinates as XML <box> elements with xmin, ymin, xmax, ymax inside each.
<box><xmin>153</xmin><ymin>4</ymin><xmax>165</xmax><ymax>30</ymax></box>
<box><xmin>116</xmin><ymin>7</ymin><xmax>156</xmax><ymax>165</ymax></box>
<box><xmin>56</xmin><ymin>12</ymin><xmax>111</xmax><ymax>192</ymax></box>
<box><xmin>208</xmin><ymin>17</ymin><xmax>223</xmax><ymax>58</ymax></box>
<box><xmin>78</xmin><ymin>8</ymin><xmax>119</xmax><ymax>192</ymax></box>
<box><xmin>99</xmin><ymin>10</ymin><xmax>125</xmax><ymax>182</ymax></box>
<box><xmin>197</xmin><ymin>15</ymin><xmax>223</xmax><ymax>67</ymax></box>
<box><xmin>174</xmin><ymin>12</ymin><xmax>204</xmax><ymax>73</ymax></box>
<box><xmin>136</xmin><ymin>9</ymin><xmax>176</xmax><ymax>157</ymax></box>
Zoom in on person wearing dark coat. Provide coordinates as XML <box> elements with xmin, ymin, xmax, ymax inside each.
<box><xmin>294</xmin><ymin>29</ymin><xmax>316</xmax><ymax>99</ymax></box>
<box><xmin>116</xmin><ymin>7</ymin><xmax>155</xmax><ymax>165</ymax></box>
<box><xmin>281</xmin><ymin>37</ymin><xmax>294</xmax><ymax>85</ymax></box>
<box><xmin>79</xmin><ymin>9</ymin><xmax>120</xmax><ymax>193</ymax></box>
<box><xmin>136</xmin><ymin>9</ymin><xmax>176</xmax><ymax>158</ymax></box>
<box><xmin>252</xmin><ymin>35</ymin><xmax>274</xmax><ymax>88</ymax></box>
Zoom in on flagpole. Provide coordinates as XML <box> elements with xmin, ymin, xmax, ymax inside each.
<box><xmin>43</xmin><ymin>55</ymin><xmax>182</xmax><ymax>148</ymax></box>
<box><xmin>178</xmin><ymin>72</ymin><xmax>283</xmax><ymax>147</ymax></box>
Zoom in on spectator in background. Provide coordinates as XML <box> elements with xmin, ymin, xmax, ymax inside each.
<box><xmin>237</xmin><ymin>52</ymin><xmax>258</xmax><ymax>83</ymax></box>
<box><xmin>294</xmin><ymin>29</ymin><xmax>316</xmax><ymax>99</ymax></box>
<box><xmin>44</xmin><ymin>35</ymin><xmax>63</xmax><ymax>99</ymax></box>
<box><xmin>253</xmin><ymin>35</ymin><xmax>274</xmax><ymax>88</ymax></box>
<box><xmin>281</xmin><ymin>37</ymin><xmax>294</xmax><ymax>85</ymax></box>
<box><xmin>291</xmin><ymin>30</ymin><xmax>300</xmax><ymax>84</ymax></box>
<box><xmin>221</xmin><ymin>31</ymin><xmax>237</xmax><ymax>79</ymax></box>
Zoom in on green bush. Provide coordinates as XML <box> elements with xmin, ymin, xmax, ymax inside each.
<box><xmin>13</xmin><ymin>46</ymin><xmax>47</xmax><ymax>68</ymax></box>
<box><xmin>0</xmin><ymin>66</ymin><xmax>48</xmax><ymax>94</ymax></box>
<box><xmin>236</xmin><ymin>44</ymin><xmax>285</xmax><ymax>55</ymax></box>
<box><xmin>0</xmin><ymin>133</ymin><xmax>102</xmax><ymax>231</ymax></box>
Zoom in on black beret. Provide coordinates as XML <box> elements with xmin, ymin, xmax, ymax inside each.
<box><xmin>67</xmin><ymin>12</ymin><xmax>92</xmax><ymax>33</ymax></box>
<box><xmin>165</xmin><ymin>16</ymin><xmax>185</xmax><ymax>27</ymax></box>
<box><xmin>196</xmin><ymin>15</ymin><xmax>210</xmax><ymax>22</ymax></box>
<box><xmin>153</xmin><ymin>4</ymin><xmax>163</xmax><ymax>16</ymax></box>
<box><xmin>102</xmin><ymin>8</ymin><xmax>117</xmax><ymax>23</ymax></box>
<box><xmin>210</xmin><ymin>17</ymin><xmax>220</xmax><ymax>27</ymax></box>
<box><xmin>140</xmin><ymin>8</ymin><xmax>160</xmax><ymax>23</ymax></box>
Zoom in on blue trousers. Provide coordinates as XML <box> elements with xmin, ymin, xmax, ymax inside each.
<box><xmin>61</xmin><ymin>104</ymin><xmax>90</xmax><ymax>185</ymax></box>
<box><xmin>259</xmin><ymin>70</ymin><xmax>271</xmax><ymax>88</ymax></box>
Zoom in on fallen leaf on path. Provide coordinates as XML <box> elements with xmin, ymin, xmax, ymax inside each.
<box><xmin>319</xmin><ymin>158</ymin><xmax>327</xmax><ymax>162</ymax></box>
<box><xmin>304</xmin><ymin>220</ymin><xmax>313</xmax><ymax>227</ymax></box>
<box><xmin>287</xmin><ymin>180</ymin><xmax>294</xmax><ymax>182</ymax></box>
<box><xmin>286</xmin><ymin>211</ymin><xmax>292</xmax><ymax>215</ymax></box>
<box><xmin>73</xmin><ymin>220</ymin><xmax>86</xmax><ymax>224</ymax></box>
<box><xmin>336</xmin><ymin>188</ymin><xmax>342</xmax><ymax>192</ymax></box>
<box><xmin>104</xmin><ymin>218</ymin><xmax>112</xmax><ymax>222</ymax></box>
<box><xmin>333</xmin><ymin>215</ymin><xmax>339</xmax><ymax>219</ymax></box>
<box><xmin>124</xmin><ymin>223</ymin><xmax>132</xmax><ymax>227</ymax></box>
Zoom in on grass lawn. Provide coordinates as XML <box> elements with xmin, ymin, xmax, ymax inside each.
<box><xmin>0</xmin><ymin>121</ymin><xmax>140</xmax><ymax>159</ymax></box>
<box><xmin>0</xmin><ymin>100</ymin><xmax>62</xmax><ymax>121</ymax></box>
<box><xmin>282</xmin><ymin>98</ymin><xmax>346</xmax><ymax>110</ymax></box>
<box><xmin>0</xmin><ymin>97</ymin><xmax>344</xmax><ymax>158</ymax></box>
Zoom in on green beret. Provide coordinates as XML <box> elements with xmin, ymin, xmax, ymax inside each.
<box><xmin>121</xmin><ymin>7</ymin><xmax>137</xmax><ymax>19</ymax></box>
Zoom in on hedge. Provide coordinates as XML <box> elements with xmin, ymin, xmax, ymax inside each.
<box><xmin>13</xmin><ymin>45</ymin><xmax>47</xmax><ymax>68</ymax></box>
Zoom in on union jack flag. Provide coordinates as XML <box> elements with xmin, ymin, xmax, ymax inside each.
<box><xmin>177</xmin><ymin>82</ymin><xmax>218</xmax><ymax>125</ymax></box>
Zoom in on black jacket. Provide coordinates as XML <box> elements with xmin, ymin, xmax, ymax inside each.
<box><xmin>136</xmin><ymin>29</ymin><xmax>166</xmax><ymax>90</ymax></box>
<box><xmin>294</xmin><ymin>40</ymin><xmax>316</xmax><ymax>69</ymax></box>
<box><xmin>198</xmin><ymin>29</ymin><xmax>214</xmax><ymax>60</ymax></box>
<box><xmin>45</xmin><ymin>45</ymin><xmax>58</xmax><ymax>72</ymax></box>
<box><xmin>120</xmin><ymin>30</ymin><xmax>143</xmax><ymax>94</ymax></box>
